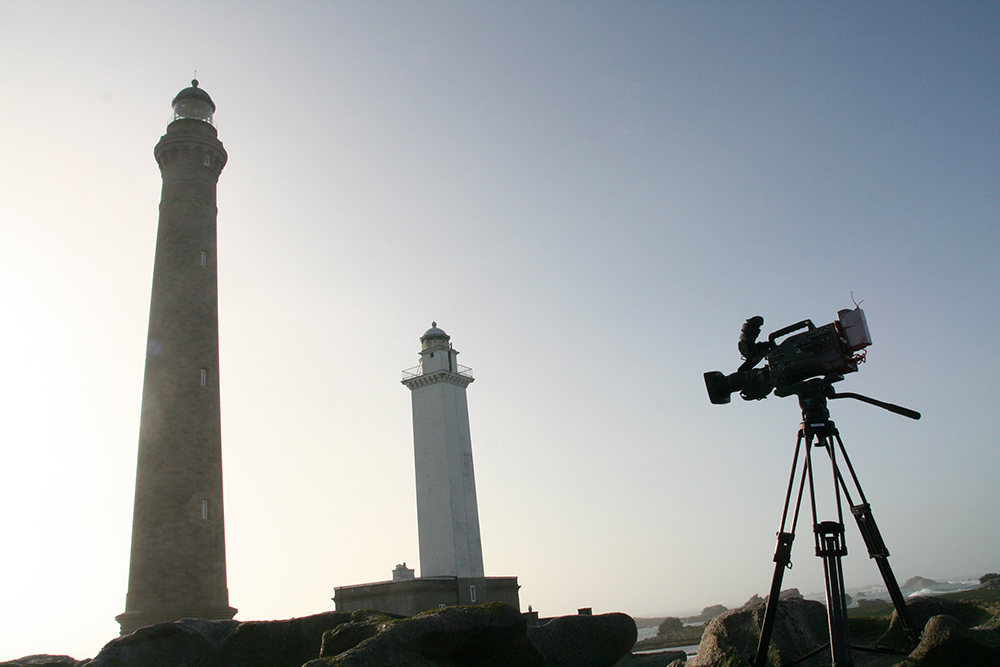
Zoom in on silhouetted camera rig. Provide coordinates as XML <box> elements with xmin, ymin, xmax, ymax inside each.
<box><xmin>704</xmin><ymin>307</ymin><xmax>922</xmax><ymax>667</ymax></box>
<box><xmin>704</xmin><ymin>308</ymin><xmax>873</xmax><ymax>405</ymax></box>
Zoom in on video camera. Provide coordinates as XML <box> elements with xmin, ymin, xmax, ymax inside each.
<box><xmin>704</xmin><ymin>308</ymin><xmax>872</xmax><ymax>404</ymax></box>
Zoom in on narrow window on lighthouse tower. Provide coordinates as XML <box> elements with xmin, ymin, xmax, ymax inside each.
<box><xmin>201</xmin><ymin>500</ymin><xmax>209</xmax><ymax>520</ymax></box>
<box><xmin>200</xmin><ymin>369</ymin><xmax>207</xmax><ymax>387</ymax></box>
<box><xmin>200</xmin><ymin>251</ymin><xmax>207</xmax><ymax>268</ymax></box>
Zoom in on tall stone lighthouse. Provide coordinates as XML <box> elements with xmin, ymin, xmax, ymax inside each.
<box><xmin>402</xmin><ymin>324</ymin><xmax>485</xmax><ymax>584</ymax></box>
<box><xmin>117</xmin><ymin>81</ymin><xmax>237</xmax><ymax>635</ymax></box>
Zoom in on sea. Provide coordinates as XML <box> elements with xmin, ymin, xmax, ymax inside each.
<box><xmin>841</xmin><ymin>576</ymin><xmax>983</xmax><ymax>603</ymax></box>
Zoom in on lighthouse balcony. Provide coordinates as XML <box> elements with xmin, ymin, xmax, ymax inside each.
<box><xmin>402</xmin><ymin>364</ymin><xmax>473</xmax><ymax>381</ymax></box>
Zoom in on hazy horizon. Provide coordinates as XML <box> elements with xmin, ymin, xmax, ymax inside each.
<box><xmin>1</xmin><ymin>2</ymin><xmax>997</xmax><ymax>660</ymax></box>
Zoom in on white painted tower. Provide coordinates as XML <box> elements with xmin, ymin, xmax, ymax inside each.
<box><xmin>333</xmin><ymin>325</ymin><xmax>518</xmax><ymax>613</ymax></box>
<box><xmin>401</xmin><ymin>324</ymin><xmax>485</xmax><ymax>580</ymax></box>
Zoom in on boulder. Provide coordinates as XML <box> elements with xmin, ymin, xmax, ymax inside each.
<box><xmin>856</xmin><ymin>598</ymin><xmax>888</xmax><ymax>608</ymax></box>
<box><xmin>743</xmin><ymin>588</ymin><xmax>799</xmax><ymax>607</ymax></box>
<box><xmin>878</xmin><ymin>596</ymin><xmax>992</xmax><ymax>651</ymax></box>
<box><xmin>699</xmin><ymin>604</ymin><xmax>728</xmax><ymax>619</ymax></box>
<box><xmin>86</xmin><ymin>611</ymin><xmax>354</xmax><ymax>667</ymax></box>
<box><xmin>687</xmin><ymin>598</ymin><xmax>830</xmax><ymax>667</ymax></box>
<box><xmin>682</xmin><ymin>605</ymin><xmax>728</xmax><ymax>625</ymax></box>
<box><xmin>527</xmin><ymin>612</ymin><xmax>636</xmax><ymax>667</ymax></box>
<box><xmin>612</xmin><ymin>650</ymin><xmax>686</xmax><ymax>666</ymax></box>
<box><xmin>904</xmin><ymin>614</ymin><xmax>1000</xmax><ymax>666</ymax></box>
<box><xmin>656</xmin><ymin>617</ymin><xmax>683</xmax><ymax>635</ymax></box>
<box><xmin>306</xmin><ymin>602</ymin><xmax>544</xmax><ymax>667</ymax></box>
<box><xmin>778</xmin><ymin>588</ymin><xmax>801</xmax><ymax>601</ymax></box>
<box><xmin>0</xmin><ymin>657</ymin><xmax>82</xmax><ymax>667</ymax></box>
<box><xmin>220</xmin><ymin>611</ymin><xmax>357</xmax><ymax>667</ymax></box>
<box><xmin>319</xmin><ymin>610</ymin><xmax>404</xmax><ymax>657</ymax></box>
<box><xmin>901</xmin><ymin>577</ymin><xmax>941</xmax><ymax>594</ymax></box>
<box><xmin>86</xmin><ymin>620</ymin><xmax>233</xmax><ymax>667</ymax></box>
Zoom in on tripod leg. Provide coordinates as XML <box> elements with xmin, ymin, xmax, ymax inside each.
<box><xmin>817</xmin><ymin>521</ymin><xmax>854</xmax><ymax>667</ymax></box>
<box><xmin>754</xmin><ymin>532</ymin><xmax>794</xmax><ymax>667</ymax></box>
<box><xmin>754</xmin><ymin>432</ymin><xmax>809</xmax><ymax>667</ymax></box>
<box><xmin>831</xmin><ymin>432</ymin><xmax>921</xmax><ymax>646</ymax></box>
<box><xmin>851</xmin><ymin>503</ymin><xmax>920</xmax><ymax>644</ymax></box>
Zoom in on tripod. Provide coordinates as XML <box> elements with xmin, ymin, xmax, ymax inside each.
<box><xmin>753</xmin><ymin>378</ymin><xmax>921</xmax><ymax>667</ymax></box>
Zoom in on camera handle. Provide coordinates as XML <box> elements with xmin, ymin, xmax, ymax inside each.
<box><xmin>753</xmin><ymin>380</ymin><xmax>920</xmax><ymax>667</ymax></box>
<box><xmin>775</xmin><ymin>377</ymin><xmax>921</xmax><ymax>421</ymax></box>
<box><xmin>830</xmin><ymin>391</ymin><xmax>921</xmax><ymax>421</ymax></box>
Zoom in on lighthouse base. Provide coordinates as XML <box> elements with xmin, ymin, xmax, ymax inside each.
<box><xmin>333</xmin><ymin>576</ymin><xmax>519</xmax><ymax>617</ymax></box>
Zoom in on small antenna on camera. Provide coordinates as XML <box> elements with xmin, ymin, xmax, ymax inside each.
<box><xmin>851</xmin><ymin>292</ymin><xmax>864</xmax><ymax>309</ymax></box>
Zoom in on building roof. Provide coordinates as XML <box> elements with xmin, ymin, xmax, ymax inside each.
<box><xmin>421</xmin><ymin>322</ymin><xmax>449</xmax><ymax>340</ymax></box>
<box><xmin>171</xmin><ymin>79</ymin><xmax>216</xmax><ymax>112</ymax></box>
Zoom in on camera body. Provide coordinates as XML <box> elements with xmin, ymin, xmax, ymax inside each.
<box><xmin>705</xmin><ymin>308</ymin><xmax>871</xmax><ymax>404</ymax></box>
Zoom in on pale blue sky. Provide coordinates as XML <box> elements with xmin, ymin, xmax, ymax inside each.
<box><xmin>1</xmin><ymin>1</ymin><xmax>997</xmax><ymax>660</ymax></box>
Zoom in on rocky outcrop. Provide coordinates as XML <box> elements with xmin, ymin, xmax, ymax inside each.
<box><xmin>681</xmin><ymin>594</ymin><xmax>1000</xmax><ymax>666</ymax></box>
<box><xmin>901</xmin><ymin>576</ymin><xmax>942</xmax><ymax>593</ymax></box>
<box><xmin>687</xmin><ymin>597</ymin><xmax>830</xmax><ymax>667</ymax></box>
<box><xmin>527</xmin><ymin>612</ymin><xmax>636</xmax><ymax>667</ymax></box>
<box><xmin>612</xmin><ymin>650</ymin><xmax>686</xmax><ymax>666</ymax></box>
<box><xmin>307</xmin><ymin>602</ymin><xmax>544</xmax><ymax>666</ymax></box>
<box><xmin>87</xmin><ymin>619</ymin><xmax>235</xmax><ymax>667</ymax></box>
<box><xmin>855</xmin><ymin>597</ymin><xmax>888</xmax><ymax>608</ymax></box>
<box><xmin>86</xmin><ymin>613</ymin><xmax>353</xmax><ymax>667</ymax></box>
<box><xmin>878</xmin><ymin>595</ymin><xmax>992</xmax><ymax>651</ymax></box>
<box><xmin>318</xmin><ymin>611</ymin><xmax>404</xmax><ymax>658</ymax></box>
<box><xmin>0</xmin><ymin>657</ymin><xmax>83</xmax><ymax>667</ymax></box>
<box><xmin>220</xmin><ymin>612</ymin><xmax>359</xmax><ymax>667</ymax></box>
<box><xmin>656</xmin><ymin>617</ymin><xmax>683</xmax><ymax>635</ymax></box>
<box><xmin>902</xmin><ymin>614</ymin><xmax>1000</xmax><ymax>666</ymax></box>
<box><xmin>741</xmin><ymin>588</ymin><xmax>799</xmax><ymax>608</ymax></box>
<box><xmin>19</xmin><ymin>605</ymin><xmax>642</xmax><ymax>667</ymax></box>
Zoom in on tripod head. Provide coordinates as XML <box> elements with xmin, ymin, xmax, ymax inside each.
<box><xmin>775</xmin><ymin>376</ymin><xmax>921</xmax><ymax>423</ymax></box>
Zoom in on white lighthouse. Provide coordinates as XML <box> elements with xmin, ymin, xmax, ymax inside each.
<box><xmin>402</xmin><ymin>323</ymin><xmax>485</xmax><ymax>581</ymax></box>
<box><xmin>332</xmin><ymin>324</ymin><xmax>518</xmax><ymax>615</ymax></box>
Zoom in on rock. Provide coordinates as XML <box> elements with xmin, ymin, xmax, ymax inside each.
<box><xmin>905</xmin><ymin>614</ymin><xmax>1000</xmax><ymax>666</ymax></box>
<box><xmin>747</xmin><ymin>588</ymin><xmax>801</xmax><ymax>606</ymax></box>
<box><xmin>980</xmin><ymin>573</ymin><xmax>1000</xmax><ymax>589</ymax></box>
<box><xmin>700</xmin><ymin>604</ymin><xmax>727</xmax><ymax>618</ymax></box>
<box><xmin>656</xmin><ymin>617</ymin><xmax>683</xmax><ymax>635</ymax></box>
<box><xmin>0</xmin><ymin>657</ymin><xmax>82</xmax><ymax>667</ymax></box>
<box><xmin>220</xmin><ymin>611</ymin><xmax>357</xmax><ymax>667</ymax></box>
<box><xmin>761</xmin><ymin>588</ymin><xmax>801</xmax><ymax>603</ymax></box>
<box><xmin>686</xmin><ymin>605</ymin><xmax>728</xmax><ymax>625</ymax></box>
<box><xmin>319</xmin><ymin>610</ymin><xmax>404</xmax><ymax>657</ymax></box>
<box><xmin>778</xmin><ymin>588</ymin><xmax>801</xmax><ymax>601</ymax></box>
<box><xmin>87</xmin><ymin>611</ymin><xmax>353</xmax><ymax>667</ymax></box>
<box><xmin>878</xmin><ymin>596</ymin><xmax>993</xmax><ymax>651</ymax></box>
<box><xmin>856</xmin><ymin>598</ymin><xmax>888</xmax><ymax>608</ymax></box>
<box><xmin>687</xmin><ymin>598</ymin><xmax>830</xmax><ymax>667</ymax></box>
<box><xmin>527</xmin><ymin>611</ymin><xmax>637</xmax><ymax>667</ymax></box>
<box><xmin>87</xmin><ymin>620</ymin><xmax>232</xmax><ymax>667</ymax></box>
<box><xmin>612</xmin><ymin>650</ymin><xmax>686</xmax><ymax>666</ymax></box>
<box><xmin>306</xmin><ymin>602</ymin><xmax>544</xmax><ymax>667</ymax></box>
<box><xmin>901</xmin><ymin>576</ymin><xmax>941</xmax><ymax>594</ymax></box>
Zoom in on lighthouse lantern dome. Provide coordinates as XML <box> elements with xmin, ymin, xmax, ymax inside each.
<box><xmin>171</xmin><ymin>79</ymin><xmax>216</xmax><ymax>125</ymax></box>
